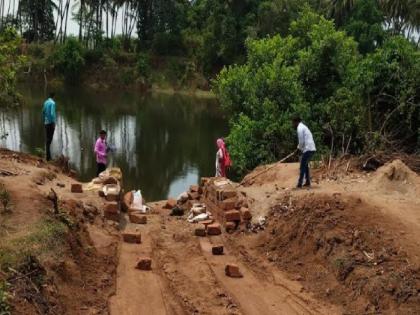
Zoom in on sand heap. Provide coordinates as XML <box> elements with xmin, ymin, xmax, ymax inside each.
<box><xmin>370</xmin><ymin>159</ymin><xmax>420</xmax><ymax>195</ymax></box>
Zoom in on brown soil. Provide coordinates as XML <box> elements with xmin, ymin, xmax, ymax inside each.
<box><xmin>2</xmin><ymin>147</ymin><xmax>419</xmax><ymax>315</ymax></box>
<box><xmin>0</xmin><ymin>149</ymin><xmax>119</xmax><ymax>314</ymax></box>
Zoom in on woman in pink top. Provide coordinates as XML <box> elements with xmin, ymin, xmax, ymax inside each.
<box><xmin>94</xmin><ymin>130</ymin><xmax>108</xmax><ymax>176</ymax></box>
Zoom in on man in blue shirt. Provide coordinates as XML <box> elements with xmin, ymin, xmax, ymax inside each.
<box><xmin>42</xmin><ymin>92</ymin><xmax>56</xmax><ymax>161</ymax></box>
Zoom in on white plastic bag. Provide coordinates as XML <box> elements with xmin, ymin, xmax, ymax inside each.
<box><xmin>132</xmin><ymin>190</ymin><xmax>143</xmax><ymax>211</ymax></box>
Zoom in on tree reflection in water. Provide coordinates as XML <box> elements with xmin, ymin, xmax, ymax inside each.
<box><xmin>0</xmin><ymin>85</ymin><xmax>228</xmax><ymax>200</ymax></box>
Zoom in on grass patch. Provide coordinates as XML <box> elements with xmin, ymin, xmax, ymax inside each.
<box><xmin>0</xmin><ymin>281</ymin><xmax>11</xmax><ymax>315</ymax></box>
<box><xmin>0</xmin><ymin>217</ymin><xmax>68</xmax><ymax>271</ymax></box>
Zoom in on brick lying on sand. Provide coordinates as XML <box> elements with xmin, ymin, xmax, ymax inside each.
<box><xmin>71</xmin><ymin>183</ymin><xmax>83</xmax><ymax>193</ymax></box>
<box><xmin>129</xmin><ymin>213</ymin><xmax>147</xmax><ymax>224</ymax></box>
<box><xmin>195</xmin><ymin>225</ymin><xmax>206</xmax><ymax>237</ymax></box>
<box><xmin>207</xmin><ymin>223</ymin><xmax>222</xmax><ymax>236</ymax></box>
<box><xmin>225</xmin><ymin>264</ymin><xmax>243</xmax><ymax>278</ymax></box>
<box><xmin>136</xmin><ymin>257</ymin><xmax>152</xmax><ymax>270</ymax></box>
<box><xmin>122</xmin><ymin>231</ymin><xmax>141</xmax><ymax>244</ymax></box>
<box><xmin>212</xmin><ymin>245</ymin><xmax>224</xmax><ymax>255</ymax></box>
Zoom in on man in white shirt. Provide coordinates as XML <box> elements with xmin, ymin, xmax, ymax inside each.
<box><xmin>293</xmin><ymin>117</ymin><xmax>316</xmax><ymax>188</ymax></box>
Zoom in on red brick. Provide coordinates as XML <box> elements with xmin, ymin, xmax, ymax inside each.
<box><xmin>240</xmin><ymin>207</ymin><xmax>252</xmax><ymax>221</ymax></box>
<box><xmin>136</xmin><ymin>257</ymin><xmax>152</xmax><ymax>270</ymax></box>
<box><xmin>224</xmin><ymin>210</ymin><xmax>241</xmax><ymax>222</ymax></box>
<box><xmin>104</xmin><ymin>202</ymin><xmax>119</xmax><ymax>221</ymax></box>
<box><xmin>164</xmin><ymin>199</ymin><xmax>177</xmax><ymax>209</ymax></box>
<box><xmin>71</xmin><ymin>183</ymin><xmax>83</xmax><ymax>193</ymax></box>
<box><xmin>225</xmin><ymin>264</ymin><xmax>243</xmax><ymax>278</ymax></box>
<box><xmin>207</xmin><ymin>223</ymin><xmax>222</xmax><ymax>236</ymax></box>
<box><xmin>122</xmin><ymin>191</ymin><xmax>133</xmax><ymax>212</ymax></box>
<box><xmin>129</xmin><ymin>213</ymin><xmax>147</xmax><ymax>224</ymax></box>
<box><xmin>220</xmin><ymin>198</ymin><xmax>237</xmax><ymax>210</ymax></box>
<box><xmin>212</xmin><ymin>245</ymin><xmax>224</xmax><ymax>255</ymax></box>
<box><xmin>122</xmin><ymin>231</ymin><xmax>142</xmax><ymax>244</ymax></box>
<box><xmin>225</xmin><ymin>222</ymin><xmax>236</xmax><ymax>233</ymax></box>
<box><xmin>195</xmin><ymin>225</ymin><xmax>206</xmax><ymax>237</ymax></box>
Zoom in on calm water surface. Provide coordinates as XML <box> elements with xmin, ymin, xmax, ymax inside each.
<box><xmin>0</xmin><ymin>85</ymin><xmax>228</xmax><ymax>200</ymax></box>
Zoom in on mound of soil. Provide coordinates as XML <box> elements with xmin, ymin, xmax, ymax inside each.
<box><xmin>259</xmin><ymin>193</ymin><xmax>420</xmax><ymax>314</ymax></box>
<box><xmin>370</xmin><ymin>159</ymin><xmax>420</xmax><ymax>195</ymax></box>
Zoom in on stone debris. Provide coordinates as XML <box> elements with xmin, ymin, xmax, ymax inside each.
<box><xmin>129</xmin><ymin>213</ymin><xmax>147</xmax><ymax>225</ymax></box>
<box><xmin>225</xmin><ymin>264</ymin><xmax>243</xmax><ymax>278</ymax></box>
<box><xmin>71</xmin><ymin>183</ymin><xmax>83</xmax><ymax>193</ymax></box>
<box><xmin>136</xmin><ymin>257</ymin><xmax>152</xmax><ymax>270</ymax></box>
<box><xmin>122</xmin><ymin>231</ymin><xmax>142</xmax><ymax>244</ymax></box>
<box><xmin>212</xmin><ymin>245</ymin><xmax>224</xmax><ymax>255</ymax></box>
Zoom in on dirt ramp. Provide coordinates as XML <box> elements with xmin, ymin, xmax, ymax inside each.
<box><xmin>259</xmin><ymin>193</ymin><xmax>420</xmax><ymax>314</ymax></box>
<box><xmin>370</xmin><ymin>159</ymin><xmax>420</xmax><ymax>195</ymax></box>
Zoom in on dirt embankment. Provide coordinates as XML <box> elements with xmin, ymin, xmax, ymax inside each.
<box><xmin>0</xmin><ymin>149</ymin><xmax>119</xmax><ymax>314</ymax></box>
<box><xmin>230</xmin><ymin>158</ymin><xmax>420</xmax><ymax>314</ymax></box>
<box><xmin>1</xmin><ymin>147</ymin><xmax>419</xmax><ymax>315</ymax></box>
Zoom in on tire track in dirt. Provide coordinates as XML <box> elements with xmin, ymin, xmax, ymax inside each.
<box><xmin>109</xmin><ymin>214</ymin><xmax>183</xmax><ymax>315</ymax></box>
<box><xmin>150</xmin><ymin>214</ymin><xmax>242</xmax><ymax>315</ymax></box>
<box><xmin>199</xmin><ymin>237</ymin><xmax>340</xmax><ymax>315</ymax></box>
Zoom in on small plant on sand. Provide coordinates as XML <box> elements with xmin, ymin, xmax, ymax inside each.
<box><xmin>0</xmin><ymin>281</ymin><xmax>11</xmax><ymax>315</ymax></box>
<box><xmin>0</xmin><ymin>185</ymin><xmax>10</xmax><ymax>213</ymax></box>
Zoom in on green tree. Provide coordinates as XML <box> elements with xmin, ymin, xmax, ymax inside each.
<box><xmin>53</xmin><ymin>37</ymin><xmax>85</xmax><ymax>83</ymax></box>
<box><xmin>0</xmin><ymin>28</ymin><xmax>25</xmax><ymax>107</ymax></box>
<box><xmin>357</xmin><ymin>36</ymin><xmax>420</xmax><ymax>151</ymax></box>
<box><xmin>214</xmin><ymin>9</ymin><xmax>363</xmax><ymax>173</ymax></box>
<box><xmin>343</xmin><ymin>0</ymin><xmax>385</xmax><ymax>54</ymax></box>
<box><xmin>17</xmin><ymin>0</ymin><xmax>56</xmax><ymax>42</ymax></box>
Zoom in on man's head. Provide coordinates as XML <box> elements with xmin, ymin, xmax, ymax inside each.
<box><xmin>49</xmin><ymin>92</ymin><xmax>55</xmax><ymax>99</ymax></box>
<box><xmin>292</xmin><ymin>116</ymin><xmax>302</xmax><ymax>129</ymax></box>
<box><xmin>99</xmin><ymin>130</ymin><xmax>107</xmax><ymax>140</ymax></box>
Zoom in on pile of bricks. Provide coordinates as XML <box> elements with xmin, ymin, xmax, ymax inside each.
<box><xmin>200</xmin><ymin>178</ymin><xmax>252</xmax><ymax>233</ymax></box>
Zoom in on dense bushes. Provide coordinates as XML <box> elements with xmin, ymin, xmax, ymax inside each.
<box><xmin>0</xmin><ymin>28</ymin><xmax>25</xmax><ymax>107</ymax></box>
<box><xmin>52</xmin><ymin>38</ymin><xmax>85</xmax><ymax>83</ymax></box>
<box><xmin>214</xmin><ymin>9</ymin><xmax>419</xmax><ymax>174</ymax></box>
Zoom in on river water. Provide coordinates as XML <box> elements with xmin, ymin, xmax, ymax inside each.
<box><xmin>0</xmin><ymin>85</ymin><xmax>228</xmax><ymax>201</ymax></box>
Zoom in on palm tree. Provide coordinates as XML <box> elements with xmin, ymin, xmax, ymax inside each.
<box><xmin>328</xmin><ymin>0</ymin><xmax>356</xmax><ymax>26</ymax></box>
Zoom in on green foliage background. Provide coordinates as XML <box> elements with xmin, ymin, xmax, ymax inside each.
<box><xmin>214</xmin><ymin>9</ymin><xmax>419</xmax><ymax>174</ymax></box>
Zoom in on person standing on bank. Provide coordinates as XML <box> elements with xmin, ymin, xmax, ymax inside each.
<box><xmin>293</xmin><ymin>117</ymin><xmax>316</xmax><ymax>188</ymax></box>
<box><xmin>42</xmin><ymin>92</ymin><xmax>56</xmax><ymax>161</ymax></box>
<box><xmin>215</xmin><ymin>138</ymin><xmax>232</xmax><ymax>178</ymax></box>
<box><xmin>94</xmin><ymin>130</ymin><xmax>108</xmax><ymax>176</ymax></box>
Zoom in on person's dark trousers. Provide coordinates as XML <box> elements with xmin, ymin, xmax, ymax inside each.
<box><xmin>298</xmin><ymin>151</ymin><xmax>315</xmax><ymax>187</ymax></box>
<box><xmin>45</xmin><ymin>123</ymin><xmax>55</xmax><ymax>161</ymax></box>
<box><xmin>97</xmin><ymin>163</ymin><xmax>106</xmax><ymax>176</ymax></box>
